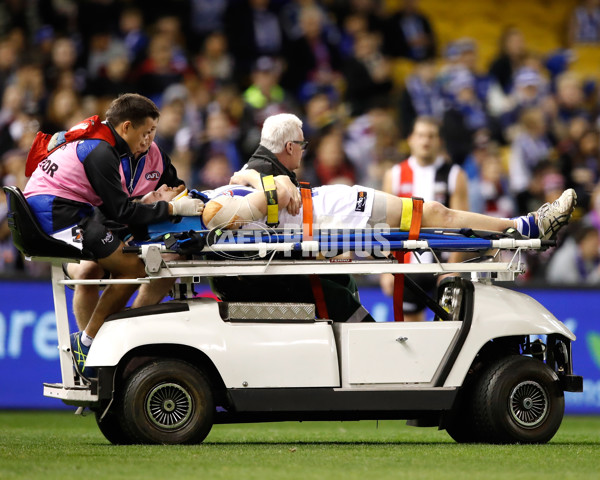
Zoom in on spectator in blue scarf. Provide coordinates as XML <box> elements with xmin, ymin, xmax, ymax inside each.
<box><xmin>398</xmin><ymin>59</ymin><xmax>444</xmax><ymax>137</ymax></box>
<box><xmin>499</xmin><ymin>67</ymin><xmax>549</xmax><ymax>136</ymax></box>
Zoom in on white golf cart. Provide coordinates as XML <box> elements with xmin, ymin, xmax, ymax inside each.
<box><xmin>4</xmin><ymin>186</ymin><xmax>583</xmax><ymax>445</ymax></box>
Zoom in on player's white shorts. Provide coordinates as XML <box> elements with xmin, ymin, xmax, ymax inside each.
<box><xmin>276</xmin><ymin>185</ymin><xmax>377</xmax><ymax>229</ymax></box>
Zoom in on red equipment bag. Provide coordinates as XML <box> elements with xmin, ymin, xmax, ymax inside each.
<box><xmin>25</xmin><ymin>116</ymin><xmax>115</xmax><ymax>177</ymax></box>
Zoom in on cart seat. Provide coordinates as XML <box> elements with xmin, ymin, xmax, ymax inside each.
<box><xmin>2</xmin><ymin>186</ymin><xmax>94</xmax><ymax>261</ymax></box>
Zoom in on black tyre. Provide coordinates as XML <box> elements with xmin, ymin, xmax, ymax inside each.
<box><xmin>94</xmin><ymin>404</ymin><xmax>133</xmax><ymax>445</ymax></box>
<box><xmin>472</xmin><ymin>355</ymin><xmax>564</xmax><ymax>444</ymax></box>
<box><xmin>119</xmin><ymin>359</ymin><xmax>214</xmax><ymax>444</ymax></box>
<box><xmin>444</xmin><ymin>389</ymin><xmax>481</xmax><ymax>443</ymax></box>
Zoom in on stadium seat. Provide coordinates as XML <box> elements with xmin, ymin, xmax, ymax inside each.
<box><xmin>392</xmin><ymin>58</ymin><xmax>417</xmax><ymax>88</ymax></box>
<box><xmin>572</xmin><ymin>45</ymin><xmax>600</xmax><ymax>79</ymax></box>
<box><xmin>388</xmin><ymin>0</ymin><xmax>581</xmax><ymax>72</ymax></box>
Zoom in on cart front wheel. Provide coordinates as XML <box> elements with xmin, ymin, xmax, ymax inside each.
<box><xmin>94</xmin><ymin>403</ymin><xmax>134</xmax><ymax>445</ymax></box>
<box><xmin>472</xmin><ymin>355</ymin><xmax>564</xmax><ymax>444</ymax></box>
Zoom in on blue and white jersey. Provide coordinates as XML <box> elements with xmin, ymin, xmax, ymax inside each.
<box><xmin>147</xmin><ymin>184</ymin><xmax>377</xmax><ymax>240</ymax></box>
<box><xmin>207</xmin><ymin>184</ymin><xmax>376</xmax><ymax>230</ymax></box>
<box><xmin>203</xmin><ymin>185</ymin><xmax>257</xmax><ymax>201</ymax></box>
<box><xmin>207</xmin><ymin>184</ymin><xmax>377</xmax><ymax>231</ymax></box>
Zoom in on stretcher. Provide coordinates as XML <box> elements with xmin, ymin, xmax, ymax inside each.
<box><xmin>2</xmin><ymin>185</ymin><xmax>583</xmax><ymax>445</ymax></box>
<box><xmin>125</xmin><ymin>225</ymin><xmax>549</xmax><ymax>281</ymax></box>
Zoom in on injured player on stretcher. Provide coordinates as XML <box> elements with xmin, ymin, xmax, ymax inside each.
<box><xmin>143</xmin><ymin>168</ymin><xmax>577</xmax><ymax>242</ymax></box>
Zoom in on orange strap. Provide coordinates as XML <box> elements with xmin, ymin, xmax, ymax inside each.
<box><xmin>392</xmin><ymin>197</ymin><xmax>424</xmax><ymax>322</ymax></box>
<box><xmin>300</xmin><ymin>185</ymin><xmax>330</xmax><ymax>320</ymax></box>
<box><xmin>301</xmin><ymin>187</ymin><xmax>313</xmax><ymax>240</ymax></box>
<box><xmin>408</xmin><ymin>197</ymin><xmax>424</xmax><ymax>241</ymax></box>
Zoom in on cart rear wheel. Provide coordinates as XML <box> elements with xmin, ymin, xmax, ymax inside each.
<box><xmin>120</xmin><ymin>359</ymin><xmax>214</xmax><ymax>444</ymax></box>
<box><xmin>472</xmin><ymin>355</ymin><xmax>564</xmax><ymax>444</ymax></box>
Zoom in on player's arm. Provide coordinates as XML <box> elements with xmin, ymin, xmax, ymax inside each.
<box><xmin>202</xmin><ymin>169</ymin><xmax>306</xmax><ymax>230</ymax></box>
<box><xmin>229</xmin><ymin>168</ymin><xmax>263</xmax><ymax>189</ymax></box>
<box><xmin>230</xmin><ymin>168</ymin><xmax>300</xmax><ymax>215</ymax></box>
<box><xmin>201</xmin><ymin>191</ymin><xmax>268</xmax><ymax>230</ymax></box>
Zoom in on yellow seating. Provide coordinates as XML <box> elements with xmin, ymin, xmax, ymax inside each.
<box><xmin>571</xmin><ymin>45</ymin><xmax>600</xmax><ymax>79</ymax></box>
<box><xmin>391</xmin><ymin>58</ymin><xmax>417</xmax><ymax>88</ymax></box>
<box><xmin>383</xmin><ymin>0</ymin><xmax>581</xmax><ymax>71</ymax></box>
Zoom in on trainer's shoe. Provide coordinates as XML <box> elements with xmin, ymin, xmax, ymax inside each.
<box><xmin>70</xmin><ymin>332</ymin><xmax>96</xmax><ymax>379</ymax></box>
<box><xmin>535</xmin><ymin>188</ymin><xmax>577</xmax><ymax>240</ymax></box>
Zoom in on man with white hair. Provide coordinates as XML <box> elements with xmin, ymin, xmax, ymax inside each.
<box><xmin>218</xmin><ymin>113</ymin><xmax>373</xmax><ymax>323</ymax></box>
<box><xmin>241</xmin><ymin>113</ymin><xmax>304</xmax><ymax>186</ymax></box>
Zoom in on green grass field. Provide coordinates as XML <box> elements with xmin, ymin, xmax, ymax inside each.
<box><xmin>1</xmin><ymin>412</ymin><xmax>599</xmax><ymax>480</ymax></box>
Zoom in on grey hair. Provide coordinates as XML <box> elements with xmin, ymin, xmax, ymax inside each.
<box><xmin>260</xmin><ymin>113</ymin><xmax>303</xmax><ymax>154</ymax></box>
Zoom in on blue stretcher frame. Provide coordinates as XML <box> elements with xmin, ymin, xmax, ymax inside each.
<box><xmin>142</xmin><ymin>218</ymin><xmax>553</xmax><ymax>255</ymax></box>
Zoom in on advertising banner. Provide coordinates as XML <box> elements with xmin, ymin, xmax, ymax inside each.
<box><xmin>1</xmin><ymin>280</ymin><xmax>598</xmax><ymax>413</ymax></box>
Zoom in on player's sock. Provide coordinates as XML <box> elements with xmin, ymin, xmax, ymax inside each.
<box><xmin>81</xmin><ymin>331</ymin><xmax>94</xmax><ymax>347</ymax></box>
<box><xmin>512</xmin><ymin>214</ymin><xmax>540</xmax><ymax>238</ymax></box>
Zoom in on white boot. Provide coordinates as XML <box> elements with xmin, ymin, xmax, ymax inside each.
<box><xmin>534</xmin><ymin>189</ymin><xmax>577</xmax><ymax>240</ymax></box>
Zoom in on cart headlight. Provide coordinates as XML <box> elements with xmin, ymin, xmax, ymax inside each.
<box><xmin>439</xmin><ymin>286</ymin><xmax>463</xmax><ymax>321</ymax></box>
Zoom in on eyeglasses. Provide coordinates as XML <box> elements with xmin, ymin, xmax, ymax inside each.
<box><xmin>290</xmin><ymin>140</ymin><xmax>309</xmax><ymax>150</ymax></box>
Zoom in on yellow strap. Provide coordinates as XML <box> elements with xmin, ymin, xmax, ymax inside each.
<box><xmin>262</xmin><ymin>175</ymin><xmax>279</xmax><ymax>227</ymax></box>
<box><xmin>262</xmin><ymin>174</ymin><xmax>276</xmax><ymax>191</ymax></box>
<box><xmin>400</xmin><ymin>197</ymin><xmax>413</xmax><ymax>231</ymax></box>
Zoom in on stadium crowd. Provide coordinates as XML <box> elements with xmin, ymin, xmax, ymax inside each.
<box><xmin>0</xmin><ymin>0</ymin><xmax>599</xmax><ymax>286</ymax></box>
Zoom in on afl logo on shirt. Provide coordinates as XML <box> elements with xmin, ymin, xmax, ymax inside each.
<box><xmin>101</xmin><ymin>232</ymin><xmax>114</xmax><ymax>245</ymax></box>
<box><xmin>355</xmin><ymin>191</ymin><xmax>367</xmax><ymax>212</ymax></box>
<box><xmin>145</xmin><ymin>171</ymin><xmax>160</xmax><ymax>180</ymax></box>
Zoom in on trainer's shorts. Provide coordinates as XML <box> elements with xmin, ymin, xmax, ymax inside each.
<box><xmin>27</xmin><ymin>195</ymin><xmax>126</xmax><ymax>259</ymax></box>
<box><xmin>51</xmin><ymin>213</ymin><xmax>122</xmax><ymax>259</ymax></box>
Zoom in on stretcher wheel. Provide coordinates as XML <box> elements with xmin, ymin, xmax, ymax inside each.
<box><xmin>119</xmin><ymin>359</ymin><xmax>214</xmax><ymax>444</ymax></box>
